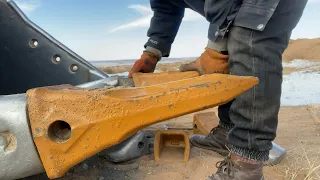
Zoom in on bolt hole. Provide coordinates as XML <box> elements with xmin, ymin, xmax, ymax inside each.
<box><xmin>70</xmin><ymin>64</ymin><xmax>78</xmax><ymax>72</ymax></box>
<box><xmin>194</xmin><ymin>124</ymin><xmax>197</xmax><ymax>129</ymax></box>
<box><xmin>138</xmin><ymin>142</ymin><xmax>144</xmax><ymax>149</ymax></box>
<box><xmin>53</xmin><ymin>55</ymin><xmax>61</xmax><ymax>64</ymax></box>
<box><xmin>29</xmin><ymin>39</ymin><xmax>38</xmax><ymax>48</ymax></box>
<box><xmin>48</xmin><ymin>120</ymin><xmax>71</xmax><ymax>143</ymax></box>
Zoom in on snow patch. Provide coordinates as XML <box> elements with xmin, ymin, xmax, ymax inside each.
<box><xmin>282</xmin><ymin>59</ymin><xmax>320</xmax><ymax>69</ymax></box>
<box><xmin>281</xmin><ymin>70</ymin><xmax>320</xmax><ymax>106</ymax></box>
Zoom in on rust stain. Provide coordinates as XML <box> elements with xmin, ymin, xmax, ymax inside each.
<box><xmin>0</xmin><ymin>131</ymin><xmax>17</xmax><ymax>152</ymax></box>
<box><xmin>156</xmin><ymin>92</ymin><xmax>167</xmax><ymax>98</ymax></box>
<box><xmin>26</xmin><ymin>74</ymin><xmax>258</xmax><ymax>179</ymax></box>
<box><xmin>190</xmin><ymin>83</ymin><xmax>210</xmax><ymax>88</ymax></box>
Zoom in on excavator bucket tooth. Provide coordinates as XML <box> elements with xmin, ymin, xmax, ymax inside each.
<box><xmin>26</xmin><ymin>74</ymin><xmax>258</xmax><ymax>179</ymax></box>
<box><xmin>133</xmin><ymin>71</ymin><xmax>200</xmax><ymax>87</ymax></box>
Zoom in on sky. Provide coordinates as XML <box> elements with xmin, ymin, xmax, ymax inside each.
<box><xmin>12</xmin><ymin>0</ymin><xmax>320</xmax><ymax>61</ymax></box>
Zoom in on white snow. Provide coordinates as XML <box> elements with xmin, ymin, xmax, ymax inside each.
<box><xmin>281</xmin><ymin>59</ymin><xmax>320</xmax><ymax>106</ymax></box>
<box><xmin>282</xmin><ymin>59</ymin><xmax>320</xmax><ymax>69</ymax></box>
<box><xmin>281</xmin><ymin>70</ymin><xmax>320</xmax><ymax>106</ymax></box>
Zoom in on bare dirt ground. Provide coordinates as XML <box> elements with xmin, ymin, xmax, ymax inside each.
<box><xmin>283</xmin><ymin>38</ymin><xmax>320</xmax><ymax>62</ymax></box>
<box><xmin>147</xmin><ymin>105</ymin><xmax>320</xmax><ymax>180</ymax></box>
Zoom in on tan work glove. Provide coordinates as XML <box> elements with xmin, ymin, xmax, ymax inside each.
<box><xmin>128</xmin><ymin>51</ymin><xmax>159</xmax><ymax>78</ymax></box>
<box><xmin>179</xmin><ymin>48</ymin><xmax>229</xmax><ymax>74</ymax></box>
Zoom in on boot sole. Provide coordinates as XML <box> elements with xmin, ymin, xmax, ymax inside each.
<box><xmin>190</xmin><ymin>139</ymin><xmax>229</xmax><ymax>156</ymax></box>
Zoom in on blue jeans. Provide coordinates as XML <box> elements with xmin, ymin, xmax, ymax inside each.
<box><xmin>146</xmin><ymin>0</ymin><xmax>307</xmax><ymax>161</ymax></box>
<box><xmin>218</xmin><ymin>0</ymin><xmax>307</xmax><ymax>161</ymax></box>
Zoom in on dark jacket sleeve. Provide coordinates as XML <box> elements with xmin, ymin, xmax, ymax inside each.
<box><xmin>144</xmin><ymin>0</ymin><xmax>185</xmax><ymax>57</ymax></box>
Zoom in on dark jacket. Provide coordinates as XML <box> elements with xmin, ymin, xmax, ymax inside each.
<box><xmin>144</xmin><ymin>0</ymin><xmax>281</xmax><ymax>57</ymax></box>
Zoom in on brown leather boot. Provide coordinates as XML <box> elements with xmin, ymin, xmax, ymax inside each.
<box><xmin>208</xmin><ymin>153</ymin><xmax>264</xmax><ymax>180</ymax></box>
<box><xmin>179</xmin><ymin>48</ymin><xmax>229</xmax><ymax>74</ymax></box>
<box><xmin>190</xmin><ymin>125</ymin><xmax>229</xmax><ymax>156</ymax></box>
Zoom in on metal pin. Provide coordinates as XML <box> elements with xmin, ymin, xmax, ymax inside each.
<box><xmin>71</xmin><ymin>64</ymin><xmax>78</xmax><ymax>72</ymax></box>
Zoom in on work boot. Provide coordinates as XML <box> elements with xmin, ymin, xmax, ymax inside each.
<box><xmin>207</xmin><ymin>153</ymin><xmax>264</xmax><ymax>180</ymax></box>
<box><xmin>190</xmin><ymin>125</ymin><xmax>229</xmax><ymax>156</ymax></box>
<box><xmin>179</xmin><ymin>48</ymin><xmax>229</xmax><ymax>75</ymax></box>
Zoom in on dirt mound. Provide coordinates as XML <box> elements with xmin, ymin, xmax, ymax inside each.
<box><xmin>283</xmin><ymin>38</ymin><xmax>320</xmax><ymax>62</ymax></box>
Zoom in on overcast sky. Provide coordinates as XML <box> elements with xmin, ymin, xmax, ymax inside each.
<box><xmin>14</xmin><ymin>0</ymin><xmax>320</xmax><ymax>61</ymax></box>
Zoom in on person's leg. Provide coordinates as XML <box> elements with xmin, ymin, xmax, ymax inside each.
<box><xmin>228</xmin><ymin>0</ymin><xmax>307</xmax><ymax>163</ymax></box>
<box><xmin>217</xmin><ymin>100</ymin><xmax>234</xmax><ymax>129</ymax></box>
<box><xmin>209</xmin><ymin>0</ymin><xmax>307</xmax><ymax>179</ymax></box>
<box><xmin>186</xmin><ymin>0</ymin><xmax>241</xmax><ymax>154</ymax></box>
<box><xmin>186</xmin><ymin>0</ymin><xmax>239</xmax><ymax>155</ymax></box>
<box><xmin>188</xmin><ymin>99</ymin><xmax>234</xmax><ymax>156</ymax></box>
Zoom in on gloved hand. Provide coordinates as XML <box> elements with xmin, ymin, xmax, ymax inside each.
<box><xmin>128</xmin><ymin>51</ymin><xmax>159</xmax><ymax>78</ymax></box>
<box><xmin>179</xmin><ymin>48</ymin><xmax>229</xmax><ymax>74</ymax></box>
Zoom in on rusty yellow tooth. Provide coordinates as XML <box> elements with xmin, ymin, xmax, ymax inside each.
<box><xmin>26</xmin><ymin>73</ymin><xmax>258</xmax><ymax>179</ymax></box>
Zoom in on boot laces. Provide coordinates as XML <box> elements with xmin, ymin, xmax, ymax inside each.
<box><xmin>209</xmin><ymin>126</ymin><xmax>222</xmax><ymax>138</ymax></box>
<box><xmin>215</xmin><ymin>154</ymin><xmax>235</xmax><ymax>179</ymax></box>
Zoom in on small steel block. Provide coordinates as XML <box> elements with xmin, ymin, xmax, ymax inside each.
<box><xmin>154</xmin><ymin>130</ymin><xmax>190</xmax><ymax>163</ymax></box>
<box><xmin>193</xmin><ymin>112</ymin><xmax>219</xmax><ymax>135</ymax></box>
